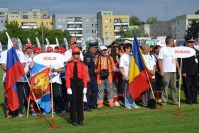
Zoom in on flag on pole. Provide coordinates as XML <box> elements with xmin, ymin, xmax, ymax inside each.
<box><xmin>98</xmin><ymin>38</ymin><xmax>103</xmax><ymax>47</ymax></box>
<box><xmin>45</xmin><ymin>38</ymin><xmax>50</xmax><ymax>46</ymax></box>
<box><xmin>81</xmin><ymin>38</ymin><xmax>86</xmax><ymax>51</ymax></box>
<box><xmin>5</xmin><ymin>32</ymin><xmax>25</xmax><ymax>111</ymax></box>
<box><xmin>55</xmin><ymin>38</ymin><xmax>59</xmax><ymax>47</ymax></box>
<box><xmin>128</xmin><ymin>31</ymin><xmax>152</xmax><ymax>99</ymax></box>
<box><xmin>17</xmin><ymin>38</ymin><xmax>22</xmax><ymax>51</ymax></box>
<box><xmin>36</xmin><ymin>37</ymin><xmax>41</xmax><ymax>48</ymax></box>
<box><xmin>0</xmin><ymin>41</ymin><xmax>2</xmax><ymax>53</ymax></box>
<box><xmin>30</xmin><ymin>62</ymin><xmax>51</xmax><ymax>113</ymax></box>
<box><xmin>64</xmin><ymin>38</ymin><xmax>69</xmax><ymax>50</ymax></box>
<box><xmin>90</xmin><ymin>36</ymin><xmax>94</xmax><ymax>43</ymax></box>
<box><xmin>27</xmin><ymin>38</ymin><xmax>31</xmax><ymax>43</ymax></box>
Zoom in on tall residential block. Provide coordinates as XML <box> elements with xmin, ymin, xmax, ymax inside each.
<box><xmin>97</xmin><ymin>11</ymin><xmax>129</xmax><ymax>45</ymax></box>
<box><xmin>53</xmin><ymin>14</ymin><xmax>97</xmax><ymax>43</ymax></box>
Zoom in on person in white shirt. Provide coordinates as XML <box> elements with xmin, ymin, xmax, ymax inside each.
<box><xmin>119</xmin><ymin>43</ymin><xmax>139</xmax><ymax>109</ymax></box>
<box><xmin>158</xmin><ymin>36</ymin><xmax>180</xmax><ymax>107</ymax></box>
<box><xmin>0</xmin><ymin>38</ymin><xmax>26</xmax><ymax>118</ymax></box>
<box><xmin>141</xmin><ymin>44</ymin><xmax>156</xmax><ymax>107</ymax></box>
<box><xmin>64</xmin><ymin>38</ymin><xmax>83</xmax><ymax>62</ymax></box>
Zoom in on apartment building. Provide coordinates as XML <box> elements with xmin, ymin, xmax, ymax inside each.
<box><xmin>97</xmin><ymin>11</ymin><xmax>129</xmax><ymax>45</ymax></box>
<box><xmin>53</xmin><ymin>14</ymin><xmax>97</xmax><ymax>43</ymax></box>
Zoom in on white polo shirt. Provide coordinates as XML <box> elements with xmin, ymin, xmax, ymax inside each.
<box><xmin>158</xmin><ymin>46</ymin><xmax>177</xmax><ymax>72</ymax></box>
<box><xmin>119</xmin><ymin>53</ymin><xmax>131</xmax><ymax>77</ymax></box>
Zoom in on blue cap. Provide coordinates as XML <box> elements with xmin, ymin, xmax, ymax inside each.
<box><xmin>89</xmin><ymin>42</ymin><xmax>98</xmax><ymax>47</ymax></box>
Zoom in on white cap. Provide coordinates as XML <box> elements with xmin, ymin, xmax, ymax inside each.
<box><xmin>100</xmin><ymin>46</ymin><xmax>107</xmax><ymax>51</ymax></box>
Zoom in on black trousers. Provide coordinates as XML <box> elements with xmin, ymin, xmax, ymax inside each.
<box><xmin>16</xmin><ymin>82</ymin><xmax>29</xmax><ymax>114</ymax></box>
<box><xmin>182</xmin><ymin>75</ymin><xmax>198</xmax><ymax>104</ymax></box>
<box><xmin>70</xmin><ymin>78</ymin><xmax>84</xmax><ymax>122</ymax></box>
<box><xmin>86</xmin><ymin>75</ymin><xmax>98</xmax><ymax>107</ymax></box>
<box><xmin>52</xmin><ymin>83</ymin><xmax>65</xmax><ymax>111</ymax></box>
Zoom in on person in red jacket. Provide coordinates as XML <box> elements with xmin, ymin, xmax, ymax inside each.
<box><xmin>66</xmin><ymin>47</ymin><xmax>87</xmax><ymax>126</ymax></box>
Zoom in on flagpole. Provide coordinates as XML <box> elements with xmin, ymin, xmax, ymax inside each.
<box><xmin>144</xmin><ymin>68</ymin><xmax>155</xmax><ymax>99</ymax></box>
<box><xmin>27</xmin><ymin>94</ymin><xmax>30</xmax><ymax>118</ymax></box>
<box><xmin>24</xmin><ymin>75</ymin><xmax>43</xmax><ymax>118</ymax></box>
<box><xmin>50</xmin><ymin>65</ymin><xmax>54</xmax><ymax>128</ymax></box>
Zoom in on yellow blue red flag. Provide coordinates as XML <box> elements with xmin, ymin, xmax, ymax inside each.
<box><xmin>128</xmin><ymin>31</ymin><xmax>152</xmax><ymax>99</ymax></box>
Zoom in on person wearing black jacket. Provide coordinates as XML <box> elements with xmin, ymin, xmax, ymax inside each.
<box><xmin>182</xmin><ymin>39</ymin><xmax>199</xmax><ymax>104</ymax></box>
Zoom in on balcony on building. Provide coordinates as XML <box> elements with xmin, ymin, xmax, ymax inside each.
<box><xmin>114</xmin><ymin>19</ymin><xmax>122</xmax><ymax>25</ymax></box>
<box><xmin>67</xmin><ymin>17</ymin><xmax>82</xmax><ymax>24</ymax></box>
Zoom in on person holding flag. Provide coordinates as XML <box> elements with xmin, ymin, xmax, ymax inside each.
<box><xmin>0</xmin><ymin>37</ymin><xmax>26</xmax><ymax>118</ymax></box>
<box><xmin>119</xmin><ymin>43</ymin><xmax>139</xmax><ymax>109</ymax></box>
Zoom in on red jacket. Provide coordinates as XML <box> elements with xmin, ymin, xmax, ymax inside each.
<box><xmin>66</xmin><ymin>60</ymin><xmax>87</xmax><ymax>89</ymax></box>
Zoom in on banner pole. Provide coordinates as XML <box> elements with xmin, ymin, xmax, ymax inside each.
<box><xmin>50</xmin><ymin>65</ymin><xmax>54</xmax><ymax>128</ymax></box>
<box><xmin>178</xmin><ymin>58</ymin><xmax>182</xmax><ymax>117</ymax></box>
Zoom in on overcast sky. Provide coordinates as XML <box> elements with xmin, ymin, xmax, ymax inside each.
<box><xmin>0</xmin><ymin>0</ymin><xmax>199</xmax><ymax>21</ymax></box>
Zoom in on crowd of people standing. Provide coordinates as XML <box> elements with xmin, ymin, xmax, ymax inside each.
<box><xmin>0</xmin><ymin>36</ymin><xmax>198</xmax><ymax>126</ymax></box>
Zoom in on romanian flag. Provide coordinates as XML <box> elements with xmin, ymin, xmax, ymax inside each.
<box><xmin>30</xmin><ymin>62</ymin><xmax>51</xmax><ymax>113</ymax></box>
<box><xmin>128</xmin><ymin>32</ymin><xmax>152</xmax><ymax>99</ymax></box>
<box><xmin>5</xmin><ymin>32</ymin><xmax>25</xmax><ymax>111</ymax></box>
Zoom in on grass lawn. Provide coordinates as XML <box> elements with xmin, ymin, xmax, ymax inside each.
<box><xmin>0</xmin><ymin>69</ymin><xmax>199</xmax><ymax>133</ymax></box>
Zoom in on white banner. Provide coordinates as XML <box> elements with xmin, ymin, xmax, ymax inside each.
<box><xmin>27</xmin><ymin>38</ymin><xmax>31</xmax><ymax>43</ymax></box>
<box><xmin>33</xmin><ymin>53</ymin><xmax>66</xmax><ymax>66</ymax></box>
<box><xmin>17</xmin><ymin>38</ymin><xmax>22</xmax><ymax>51</ymax></box>
<box><xmin>64</xmin><ymin>38</ymin><xmax>69</xmax><ymax>50</ymax></box>
<box><xmin>45</xmin><ymin>38</ymin><xmax>50</xmax><ymax>46</ymax></box>
<box><xmin>55</xmin><ymin>38</ymin><xmax>59</xmax><ymax>47</ymax></box>
<box><xmin>36</xmin><ymin>37</ymin><xmax>41</xmax><ymax>48</ymax></box>
<box><xmin>81</xmin><ymin>38</ymin><xmax>86</xmax><ymax>51</ymax></box>
<box><xmin>174</xmin><ymin>46</ymin><xmax>196</xmax><ymax>58</ymax></box>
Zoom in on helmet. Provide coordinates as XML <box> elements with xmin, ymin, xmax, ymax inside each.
<box><xmin>59</xmin><ymin>47</ymin><xmax>66</xmax><ymax>53</ymax></box>
<box><xmin>70</xmin><ymin>38</ymin><xmax>77</xmax><ymax>44</ymax></box>
<box><xmin>25</xmin><ymin>43</ymin><xmax>33</xmax><ymax>49</ymax></box>
<box><xmin>46</xmin><ymin>46</ymin><xmax>53</xmax><ymax>52</ymax></box>
<box><xmin>72</xmin><ymin>47</ymin><xmax>80</xmax><ymax>54</ymax></box>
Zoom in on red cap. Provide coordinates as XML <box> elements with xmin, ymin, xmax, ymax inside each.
<box><xmin>46</xmin><ymin>46</ymin><xmax>53</xmax><ymax>52</ymax></box>
<box><xmin>25</xmin><ymin>43</ymin><xmax>33</xmax><ymax>49</ymax></box>
<box><xmin>70</xmin><ymin>38</ymin><xmax>77</xmax><ymax>44</ymax></box>
<box><xmin>33</xmin><ymin>47</ymin><xmax>41</xmax><ymax>53</ymax></box>
<box><xmin>72</xmin><ymin>47</ymin><xmax>80</xmax><ymax>54</ymax></box>
<box><xmin>59</xmin><ymin>47</ymin><xmax>66</xmax><ymax>53</ymax></box>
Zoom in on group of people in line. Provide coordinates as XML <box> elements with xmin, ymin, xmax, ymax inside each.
<box><xmin>0</xmin><ymin>36</ymin><xmax>198</xmax><ymax>126</ymax></box>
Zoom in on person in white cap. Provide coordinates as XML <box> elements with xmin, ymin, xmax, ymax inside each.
<box><xmin>95</xmin><ymin>46</ymin><xmax>114</xmax><ymax>108</ymax></box>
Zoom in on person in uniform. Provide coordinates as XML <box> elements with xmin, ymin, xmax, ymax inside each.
<box><xmin>66</xmin><ymin>47</ymin><xmax>87</xmax><ymax>126</ymax></box>
<box><xmin>83</xmin><ymin>42</ymin><xmax>98</xmax><ymax>111</ymax></box>
<box><xmin>182</xmin><ymin>39</ymin><xmax>199</xmax><ymax>104</ymax></box>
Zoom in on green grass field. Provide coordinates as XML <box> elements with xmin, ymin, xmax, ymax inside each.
<box><xmin>0</xmin><ymin>69</ymin><xmax>199</xmax><ymax>133</ymax></box>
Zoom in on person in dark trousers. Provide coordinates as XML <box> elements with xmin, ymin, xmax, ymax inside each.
<box><xmin>83</xmin><ymin>42</ymin><xmax>98</xmax><ymax>111</ymax></box>
<box><xmin>182</xmin><ymin>39</ymin><xmax>199</xmax><ymax>104</ymax></box>
<box><xmin>66</xmin><ymin>47</ymin><xmax>87</xmax><ymax>126</ymax></box>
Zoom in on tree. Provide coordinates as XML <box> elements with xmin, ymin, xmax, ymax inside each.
<box><xmin>129</xmin><ymin>16</ymin><xmax>145</xmax><ymax>25</ymax></box>
<box><xmin>195</xmin><ymin>9</ymin><xmax>199</xmax><ymax>14</ymax></box>
<box><xmin>146</xmin><ymin>17</ymin><xmax>160</xmax><ymax>24</ymax></box>
<box><xmin>0</xmin><ymin>21</ymin><xmax>72</xmax><ymax>49</ymax></box>
<box><xmin>184</xmin><ymin>21</ymin><xmax>199</xmax><ymax>41</ymax></box>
